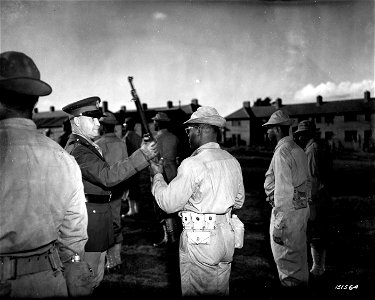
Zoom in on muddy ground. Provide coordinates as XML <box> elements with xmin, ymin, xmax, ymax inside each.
<box><xmin>94</xmin><ymin>152</ymin><xmax>375</xmax><ymax>299</ymax></box>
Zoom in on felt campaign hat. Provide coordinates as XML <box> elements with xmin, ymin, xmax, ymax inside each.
<box><xmin>0</xmin><ymin>51</ymin><xmax>52</xmax><ymax>96</ymax></box>
<box><xmin>152</xmin><ymin>112</ymin><xmax>171</xmax><ymax>122</ymax></box>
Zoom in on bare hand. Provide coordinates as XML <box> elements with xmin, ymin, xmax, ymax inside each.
<box><xmin>140</xmin><ymin>141</ymin><xmax>159</xmax><ymax>161</ymax></box>
<box><xmin>150</xmin><ymin>158</ymin><xmax>164</xmax><ymax>176</ymax></box>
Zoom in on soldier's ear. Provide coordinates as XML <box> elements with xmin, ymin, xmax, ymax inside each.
<box><xmin>73</xmin><ymin>117</ymin><xmax>80</xmax><ymax>127</ymax></box>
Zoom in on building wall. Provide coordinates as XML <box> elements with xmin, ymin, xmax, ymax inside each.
<box><xmin>226</xmin><ymin>119</ymin><xmax>250</xmax><ymax>146</ymax></box>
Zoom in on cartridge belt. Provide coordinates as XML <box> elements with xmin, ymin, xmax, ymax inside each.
<box><xmin>0</xmin><ymin>246</ymin><xmax>62</xmax><ymax>282</ymax></box>
<box><xmin>179</xmin><ymin>211</ymin><xmax>230</xmax><ymax>230</ymax></box>
<box><xmin>85</xmin><ymin>194</ymin><xmax>111</xmax><ymax>203</ymax></box>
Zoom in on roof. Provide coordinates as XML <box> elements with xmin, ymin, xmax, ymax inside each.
<box><xmin>225</xmin><ymin>97</ymin><xmax>375</xmax><ymax>120</ymax></box>
<box><xmin>33</xmin><ymin>110</ymin><xmax>69</xmax><ymax>128</ymax></box>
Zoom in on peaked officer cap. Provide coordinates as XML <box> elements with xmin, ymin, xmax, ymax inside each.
<box><xmin>262</xmin><ymin>110</ymin><xmax>294</xmax><ymax>127</ymax></box>
<box><xmin>152</xmin><ymin>112</ymin><xmax>171</xmax><ymax>122</ymax></box>
<box><xmin>183</xmin><ymin>106</ymin><xmax>226</xmax><ymax>128</ymax></box>
<box><xmin>0</xmin><ymin>51</ymin><xmax>52</xmax><ymax>96</ymax></box>
<box><xmin>62</xmin><ymin>96</ymin><xmax>105</xmax><ymax>118</ymax></box>
<box><xmin>294</xmin><ymin>120</ymin><xmax>317</xmax><ymax>134</ymax></box>
<box><xmin>99</xmin><ymin>111</ymin><xmax>118</xmax><ymax>125</ymax></box>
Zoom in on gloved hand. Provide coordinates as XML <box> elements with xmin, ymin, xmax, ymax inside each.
<box><xmin>140</xmin><ymin>141</ymin><xmax>159</xmax><ymax>161</ymax></box>
<box><xmin>272</xmin><ymin>226</ymin><xmax>284</xmax><ymax>245</ymax></box>
<box><xmin>150</xmin><ymin>158</ymin><xmax>164</xmax><ymax>177</ymax></box>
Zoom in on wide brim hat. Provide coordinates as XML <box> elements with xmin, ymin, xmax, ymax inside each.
<box><xmin>183</xmin><ymin>106</ymin><xmax>226</xmax><ymax>128</ymax></box>
<box><xmin>0</xmin><ymin>51</ymin><xmax>52</xmax><ymax>96</ymax></box>
<box><xmin>262</xmin><ymin>110</ymin><xmax>294</xmax><ymax>127</ymax></box>
<box><xmin>62</xmin><ymin>96</ymin><xmax>105</xmax><ymax>118</ymax></box>
<box><xmin>99</xmin><ymin>111</ymin><xmax>118</xmax><ymax>125</ymax></box>
<box><xmin>294</xmin><ymin>120</ymin><xmax>317</xmax><ymax>134</ymax></box>
<box><xmin>152</xmin><ymin>112</ymin><xmax>171</xmax><ymax>122</ymax></box>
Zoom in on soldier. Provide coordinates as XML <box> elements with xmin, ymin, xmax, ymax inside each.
<box><xmin>151</xmin><ymin>112</ymin><xmax>181</xmax><ymax>247</ymax></box>
<box><xmin>96</xmin><ymin>111</ymin><xmax>128</xmax><ymax>272</ymax></box>
<box><xmin>0</xmin><ymin>51</ymin><xmax>89</xmax><ymax>297</ymax></box>
<box><xmin>122</xmin><ymin>117</ymin><xmax>142</xmax><ymax>216</ymax></box>
<box><xmin>150</xmin><ymin>106</ymin><xmax>245</xmax><ymax>296</ymax></box>
<box><xmin>62</xmin><ymin>98</ymin><xmax>158</xmax><ymax>289</ymax></box>
<box><xmin>262</xmin><ymin>110</ymin><xmax>310</xmax><ymax>296</ymax></box>
<box><xmin>294</xmin><ymin>120</ymin><xmax>332</xmax><ymax>278</ymax></box>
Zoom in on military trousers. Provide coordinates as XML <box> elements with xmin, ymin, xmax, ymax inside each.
<box><xmin>179</xmin><ymin>221</ymin><xmax>235</xmax><ymax>296</ymax></box>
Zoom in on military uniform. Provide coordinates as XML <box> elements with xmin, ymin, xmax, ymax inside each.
<box><xmin>62</xmin><ymin>97</ymin><xmax>153</xmax><ymax>287</ymax></box>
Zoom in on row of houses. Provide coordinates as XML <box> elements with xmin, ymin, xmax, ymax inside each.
<box><xmin>33</xmin><ymin>90</ymin><xmax>375</xmax><ymax>152</ymax></box>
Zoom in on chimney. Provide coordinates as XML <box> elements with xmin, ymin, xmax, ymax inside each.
<box><xmin>102</xmin><ymin>101</ymin><xmax>108</xmax><ymax>112</ymax></box>
<box><xmin>50</xmin><ymin>106</ymin><xmax>55</xmax><ymax>112</ymax></box>
<box><xmin>364</xmin><ymin>90</ymin><xmax>371</xmax><ymax>103</ymax></box>
<box><xmin>191</xmin><ymin>98</ymin><xmax>198</xmax><ymax>106</ymax></box>
<box><xmin>121</xmin><ymin>105</ymin><xmax>126</xmax><ymax>111</ymax></box>
<box><xmin>34</xmin><ymin>107</ymin><xmax>38</xmax><ymax>113</ymax></box>
<box><xmin>167</xmin><ymin>101</ymin><xmax>173</xmax><ymax>109</ymax></box>
<box><xmin>272</xmin><ymin>98</ymin><xmax>282</xmax><ymax>109</ymax></box>
<box><xmin>142</xmin><ymin>103</ymin><xmax>148</xmax><ymax>110</ymax></box>
<box><xmin>243</xmin><ymin>101</ymin><xmax>250</xmax><ymax>108</ymax></box>
<box><xmin>316</xmin><ymin>95</ymin><xmax>323</xmax><ymax>106</ymax></box>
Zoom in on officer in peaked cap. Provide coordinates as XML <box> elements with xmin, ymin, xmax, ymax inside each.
<box><xmin>62</xmin><ymin>96</ymin><xmax>159</xmax><ymax>289</ymax></box>
<box><xmin>62</xmin><ymin>96</ymin><xmax>105</xmax><ymax>119</ymax></box>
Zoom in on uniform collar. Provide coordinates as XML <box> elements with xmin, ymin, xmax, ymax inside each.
<box><xmin>274</xmin><ymin>135</ymin><xmax>293</xmax><ymax>152</ymax></box>
<box><xmin>191</xmin><ymin>142</ymin><xmax>220</xmax><ymax>156</ymax></box>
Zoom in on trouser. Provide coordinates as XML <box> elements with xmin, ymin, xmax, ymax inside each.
<box><xmin>270</xmin><ymin>207</ymin><xmax>310</xmax><ymax>287</ymax></box>
<box><xmin>110</xmin><ymin>196</ymin><xmax>123</xmax><ymax>244</ymax></box>
<box><xmin>179</xmin><ymin>221</ymin><xmax>235</xmax><ymax>296</ymax></box>
<box><xmin>0</xmin><ymin>246</ymin><xmax>68</xmax><ymax>298</ymax></box>
<box><xmin>84</xmin><ymin>251</ymin><xmax>106</xmax><ymax>288</ymax></box>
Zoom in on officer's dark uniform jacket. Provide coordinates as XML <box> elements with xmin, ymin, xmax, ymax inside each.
<box><xmin>65</xmin><ymin>134</ymin><xmax>149</xmax><ymax>251</ymax></box>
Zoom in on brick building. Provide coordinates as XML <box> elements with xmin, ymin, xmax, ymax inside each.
<box><xmin>225</xmin><ymin>91</ymin><xmax>375</xmax><ymax>152</ymax></box>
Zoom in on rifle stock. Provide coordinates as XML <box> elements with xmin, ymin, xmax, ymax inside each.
<box><xmin>127</xmin><ymin>76</ymin><xmax>155</xmax><ymax>141</ymax></box>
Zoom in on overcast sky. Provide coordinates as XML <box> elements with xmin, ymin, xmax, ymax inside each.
<box><xmin>1</xmin><ymin>0</ymin><xmax>374</xmax><ymax>117</ymax></box>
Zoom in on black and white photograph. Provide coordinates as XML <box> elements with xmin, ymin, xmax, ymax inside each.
<box><xmin>1</xmin><ymin>0</ymin><xmax>374</xmax><ymax>299</ymax></box>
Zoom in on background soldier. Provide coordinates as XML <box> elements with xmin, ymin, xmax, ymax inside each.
<box><xmin>96</xmin><ymin>111</ymin><xmax>128</xmax><ymax>272</ymax></box>
<box><xmin>263</xmin><ymin>110</ymin><xmax>310</xmax><ymax>297</ymax></box>
<box><xmin>294</xmin><ymin>120</ymin><xmax>333</xmax><ymax>278</ymax></box>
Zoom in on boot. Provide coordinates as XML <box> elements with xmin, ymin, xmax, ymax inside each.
<box><xmin>310</xmin><ymin>247</ymin><xmax>326</xmax><ymax>276</ymax></box>
<box><xmin>126</xmin><ymin>199</ymin><xmax>138</xmax><ymax>216</ymax></box>
<box><xmin>105</xmin><ymin>246</ymin><xmax>118</xmax><ymax>273</ymax></box>
<box><xmin>113</xmin><ymin>243</ymin><xmax>122</xmax><ymax>266</ymax></box>
<box><xmin>153</xmin><ymin>223</ymin><xmax>168</xmax><ymax>247</ymax></box>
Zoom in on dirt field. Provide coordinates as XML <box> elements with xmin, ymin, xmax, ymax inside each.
<box><xmin>94</xmin><ymin>152</ymin><xmax>375</xmax><ymax>299</ymax></box>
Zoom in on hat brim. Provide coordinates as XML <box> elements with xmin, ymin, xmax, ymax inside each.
<box><xmin>152</xmin><ymin>117</ymin><xmax>171</xmax><ymax>122</ymax></box>
<box><xmin>0</xmin><ymin>78</ymin><xmax>52</xmax><ymax>96</ymax></box>
<box><xmin>262</xmin><ymin>119</ymin><xmax>294</xmax><ymax>127</ymax></box>
<box><xmin>82</xmin><ymin>110</ymin><xmax>105</xmax><ymax>118</ymax></box>
<box><xmin>183</xmin><ymin>117</ymin><xmax>226</xmax><ymax>128</ymax></box>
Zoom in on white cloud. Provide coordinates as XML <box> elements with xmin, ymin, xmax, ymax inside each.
<box><xmin>293</xmin><ymin>80</ymin><xmax>375</xmax><ymax>102</ymax></box>
<box><xmin>153</xmin><ymin>12</ymin><xmax>167</xmax><ymax>20</ymax></box>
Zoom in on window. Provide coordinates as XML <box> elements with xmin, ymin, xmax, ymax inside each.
<box><xmin>344</xmin><ymin>113</ymin><xmax>357</xmax><ymax>122</ymax></box>
<box><xmin>345</xmin><ymin>130</ymin><xmax>357</xmax><ymax>142</ymax></box>
<box><xmin>325</xmin><ymin>115</ymin><xmax>334</xmax><ymax>124</ymax></box>
<box><xmin>365</xmin><ymin>113</ymin><xmax>371</xmax><ymax>121</ymax></box>
<box><xmin>315</xmin><ymin>116</ymin><xmax>321</xmax><ymax>123</ymax></box>
<box><xmin>232</xmin><ymin>120</ymin><xmax>241</xmax><ymax>127</ymax></box>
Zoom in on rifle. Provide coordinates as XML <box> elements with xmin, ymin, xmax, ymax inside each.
<box><xmin>127</xmin><ymin>76</ymin><xmax>155</xmax><ymax>141</ymax></box>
